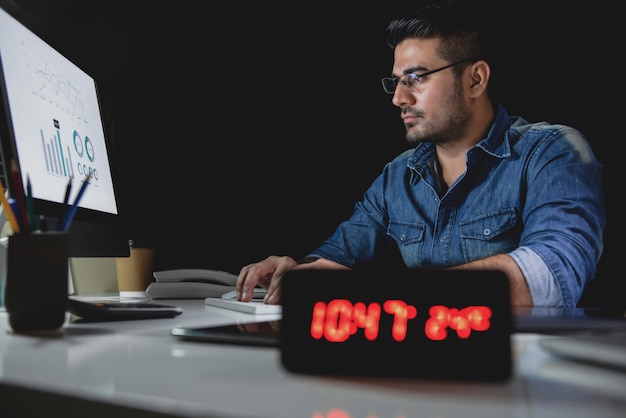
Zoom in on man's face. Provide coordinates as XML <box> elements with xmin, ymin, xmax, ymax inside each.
<box><xmin>390</xmin><ymin>38</ymin><xmax>471</xmax><ymax>146</ymax></box>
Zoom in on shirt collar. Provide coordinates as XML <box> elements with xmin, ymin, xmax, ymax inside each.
<box><xmin>474</xmin><ymin>104</ymin><xmax>513</xmax><ymax>158</ymax></box>
<box><xmin>407</xmin><ymin>104</ymin><xmax>516</xmax><ymax>172</ymax></box>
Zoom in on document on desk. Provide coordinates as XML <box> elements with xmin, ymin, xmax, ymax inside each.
<box><xmin>146</xmin><ymin>269</ymin><xmax>239</xmax><ymax>299</ymax></box>
<box><xmin>204</xmin><ymin>297</ymin><xmax>282</xmax><ymax>315</ymax></box>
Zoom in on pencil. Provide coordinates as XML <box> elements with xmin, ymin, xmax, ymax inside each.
<box><xmin>10</xmin><ymin>160</ymin><xmax>29</xmax><ymax>232</ymax></box>
<box><xmin>0</xmin><ymin>180</ymin><xmax>20</xmax><ymax>234</ymax></box>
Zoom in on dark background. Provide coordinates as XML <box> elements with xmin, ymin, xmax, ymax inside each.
<box><xmin>1</xmin><ymin>0</ymin><xmax>623</xmax><ymax>307</ymax></box>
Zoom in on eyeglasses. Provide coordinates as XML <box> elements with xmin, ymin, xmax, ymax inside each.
<box><xmin>381</xmin><ymin>58</ymin><xmax>475</xmax><ymax>94</ymax></box>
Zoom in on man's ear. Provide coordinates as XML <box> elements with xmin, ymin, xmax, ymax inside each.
<box><xmin>468</xmin><ymin>60</ymin><xmax>490</xmax><ymax>97</ymax></box>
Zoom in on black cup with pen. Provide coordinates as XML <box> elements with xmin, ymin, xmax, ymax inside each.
<box><xmin>5</xmin><ymin>231</ymin><xmax>69</xmax><ymax>332</ymax></box>
<box><xmin>1</xmin><ymin>167</ymin><xmax>91</xmax><ymax>332</ymax></box>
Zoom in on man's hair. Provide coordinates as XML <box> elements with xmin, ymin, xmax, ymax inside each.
<box><xmin>386</xmin><ymin>0</ymin><xmax>492</xmax><ymax>64</ymax></box>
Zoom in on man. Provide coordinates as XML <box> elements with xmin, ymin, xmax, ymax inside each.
<box><xmin>236</xmin><ymin>0</ymin><xmax>605</xmax><ymax>308</ymax></box>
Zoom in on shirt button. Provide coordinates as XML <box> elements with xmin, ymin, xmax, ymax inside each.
<box><xmin>483</xmin><ymin>228</ymin><xmax>491</xmax><ymax>236</ymax></box>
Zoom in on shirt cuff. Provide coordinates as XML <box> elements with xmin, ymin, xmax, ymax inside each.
<box><xmin>508</xmin><ymin>246</ymin><xmax>564</xmax><ymax>307</ymax></box>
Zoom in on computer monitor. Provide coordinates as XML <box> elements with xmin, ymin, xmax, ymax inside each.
<box><xmin>0</xmin><ymin>6</ymin><xmax>129</xmax><ymax>258</ymax></box>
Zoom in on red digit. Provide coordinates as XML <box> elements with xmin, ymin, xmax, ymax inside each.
<box><xmin>310</xmin><ymin>301</ymin><xmax>327</xmax><ymax>339</ymax></box>
<box><xmin>383</xmin><ymin>300</ymin><xmax>417</xmax><ymax>341</ymax></box>
<box><xmin>353</xmin><ymin>302</ymin><xmax>382</xmax><ymax>341</ymax></box>
<box><xmin>464</xmin><ymin>306</ymin><xmax>492</xmax><ymax>331</ymax></box>
<box><xmin>448</xmin><ymin>308</ymin><xmax>472</xmax><ymax>339</ymax></box>
<box><xmin>425</xmin><ymin>305</ymin><xmax>450</xmax><ymax>341</ymax></box>
<box><xmin>324</xmin><ymin>299</ymin><xmax>354</xmax><ymax>342</ymax></box>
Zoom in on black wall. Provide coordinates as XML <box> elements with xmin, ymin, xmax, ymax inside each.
<box><xmin>3</xmin><ymin>1</ymin><xmax>624</xmax><ymax>307</ymax></box>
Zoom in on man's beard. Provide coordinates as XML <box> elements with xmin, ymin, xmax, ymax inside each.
<box><xmin>404</xmin><ymin>85</ymin><xmax>471</xmax><ymax>146</ymax></box>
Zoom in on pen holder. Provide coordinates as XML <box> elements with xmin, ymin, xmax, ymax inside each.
<box><xmin>4</xmin><ymin>232</ymin><xmax>69</xmax><ymax>332</ymax></box>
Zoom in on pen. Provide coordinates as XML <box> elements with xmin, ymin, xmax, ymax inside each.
<box><xmin>0</xmin><ymin>180</ymin><xmax>20</xmax><ymax>234</ymax></box>
<box><xmin>56</xmin><ymin>177</ymin><xmax>72</xmax><ymax>230</ymax></box>
<box><xmin>26</xmin><ymin>175</ymin><xmax>37</xmax><ymax>232</ymax></box>
<box><xmin>10</xmin><ymin>159</ymin><xmax>29</xmax><ymax>232</ymax></box>
<box><xmin>59</xmin><ymin>172</ymin><xmax>92</xmax><ymax>231</ymax></box>
<box><xmin>62</xmin><ymin>177</ymin><xmax>72</xmax><ymax>205</ymax></box>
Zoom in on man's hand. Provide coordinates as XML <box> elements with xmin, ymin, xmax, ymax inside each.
<box><xmin>236</xmin><ymin>255</ymin><xmax>297</xmax><ymax>303</ymax></box>
<box><xmin>237</xmin><ymin>256</ymin><xmax>348</xmax><ymax>304</ymax></box>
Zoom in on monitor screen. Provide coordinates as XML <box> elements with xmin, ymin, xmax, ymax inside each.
<box><xmin>0</xmin><ymin>6</ymin><xmax>129</xmax><ymax>257</ymax></box>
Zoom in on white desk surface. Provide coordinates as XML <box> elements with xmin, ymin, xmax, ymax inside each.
<box><xmin>1</xmin><ymin>298</ymin><xmax>625</xmax><ymax>418</ymax></box>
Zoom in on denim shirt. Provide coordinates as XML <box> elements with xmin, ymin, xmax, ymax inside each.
<box><xmin>309</xmin><ymin>106</ymin><xmax>605</xmax><ymax>308</ymax></box>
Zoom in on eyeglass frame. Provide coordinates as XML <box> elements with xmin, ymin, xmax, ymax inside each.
<box><xmin>381</xmin><ymin>58</ymin><xmax>476</xmax><ymax>94</ymax></box>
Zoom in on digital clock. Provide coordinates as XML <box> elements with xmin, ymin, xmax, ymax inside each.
<box><xmin>279</xmin><ymin>269</ymin><xmax>512</xmax><ymax>381</ymax></box>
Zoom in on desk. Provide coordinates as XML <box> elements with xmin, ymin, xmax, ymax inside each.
<box><xmin>1</xmin><ymin>299</ymin><xmax>625</xmax><ymax>418</ymax></box>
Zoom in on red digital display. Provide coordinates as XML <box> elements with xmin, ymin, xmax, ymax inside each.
<box><xmin>310</xmin><ymin>299</ymin><xmax>491</xmax><ymax>342</ymax></box>
<box><xmin>280</xmin><ymin>269</ymin><xmax>512</xmax><ymax>381</ymax></box>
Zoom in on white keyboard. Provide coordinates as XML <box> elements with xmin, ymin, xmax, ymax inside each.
<box><xmin>204</xmin><ymin>297</ymin><xmax>282</xmax><ymax>315</ymax></box>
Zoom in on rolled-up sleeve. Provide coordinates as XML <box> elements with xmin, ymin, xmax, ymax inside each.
<box><xmin>509</xmin><ymin>246</ymin><xmax>563</xmax><ymax>307</ymax></box>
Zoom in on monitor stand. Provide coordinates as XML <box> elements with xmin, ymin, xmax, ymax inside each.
<box><xmin>69</xmin><ymin>258</ymin><xmax>119</xmax><ymax>296</ymax></box>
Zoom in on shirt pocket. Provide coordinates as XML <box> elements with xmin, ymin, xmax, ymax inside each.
<box><xmin>387</xmin><ymin>221</ymin><xmax>426</xmax><ymax>266</ymax></box>
<box><xmin>459</xmin><ymin>208</ymin><xmax>520</xmax><ymax>262</ymax></box>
